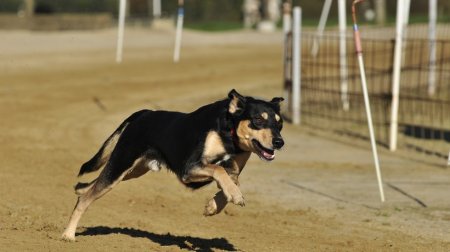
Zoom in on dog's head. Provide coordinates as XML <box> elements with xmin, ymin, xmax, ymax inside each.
<box><xmin>228</xmin><ymin>89</ymin><xmax>284</xmax><ymax>161</ymax></box>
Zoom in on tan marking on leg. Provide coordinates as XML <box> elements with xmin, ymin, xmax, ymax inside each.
<box><xmin>208</xmin><ymin>151</ymin><xmax>251</xmax><ymax>213</ymax></box>
<box><xmin>100</xmin><ymin>124</ymin><xmax>128</xmax><ymax>164</ymax></box>
<box><xmin>183</xmin><ymin>164</ymin><xmax>244</xmax><ymax>206</ymax></box>
<box><xmin>212</xmin><ymin>166</ymin><xmax>244</xmax><ymax>206</ymax></box>
<box><xmin>204</xmin><ymin>190</ymin><xmax>228</xmax><ymax>216</ymax></box>
<box><xmin>182</xmin><ymin>166</ymin><xmax>215</xmax><ymax>183</ymax></box>
<box><xmin>122</xmin><ymin>158</ymin><xmax>150</xmax><ymax>181</ymax></box>
<box><xmin>62</xmin><ymin>156</ymin><xmax>144</xmax><ymax>241</ymax></box>
<box><xmin>75</xmin><ymin>179</ymin><xmax>97</xmax><ymax>195</ymax></box>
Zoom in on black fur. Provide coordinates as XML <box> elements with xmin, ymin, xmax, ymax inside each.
<box><xmin>63</xmin><ymin>90</ymin><xmax>286</xmax><ymax>241</ymax></box>
<box><xmin>77</xmin><ymin>90</ymin><xmax>284</xmax><ymax>190</ymax></box>
<box><xmin>78</xmin><ymin>110</ymin><xmax>147</xmax><ymax>177</ymax></box>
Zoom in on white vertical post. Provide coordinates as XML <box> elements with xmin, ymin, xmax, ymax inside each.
<box><xmin>338</xmin><ymin>0</ymin><xmax>349</xmax><ymax>111</ymax></box>
<box><xmin>401</xmin><ymin>0</ymin><xmax>410</xmax><ymax>65</ymax></box>
<box><xmin>283</xmin><ymin>3</ymin><xmax>292</xmax><ymax>34</ymax></box>
<box><xmin>116</xmin><ymin>0</ymin><xmax>127</xmax><ymax>63</ymax></box>
<box><xmin>352</xmin><ymin>0</ymin><xmax>385</xmax><ymax>203</ymax></box>
<box><xmin>389</xmin><ymin>0</ymin><xmax>405</xmax><ymax>151</ymax></box>
<box><xmin>24</xmin><ymin>0</ymin><xmax>35</xmax><ymax>18</ymax></box>
<box><xmin>173</xmin><ymin>0</ymin><xmax>184</xmax><ymax>63</ymax></box>
<box><xmin>403</xmin><ymin>0</ymin><xmax>411</xmax><ymax>25</ymax></box>
<box><xmin>374</xmin><ymin>0</ymin><xmax>386</xmax><ymax>25</ymax></box>
<box><xmin>292</xmin><ymin>7</ymin><xmax>301</xmax><ymax>125</ymax></box>
<box><xmin>428</xmin><ymin>0</ymin><xmax>437</xmax><ymax>96</ymax></box>
<box><xmin>357</xmin><ymin>54</ymin><xmax>385</xmax><ymax>202</ymax></box>
<box><xmin>153</xmin><ymin>0</ymin><xmax>161</xmax><ymax>18</ymax></box>
<box><xmin>311</xmin><ymin>0</ymin><xmax>332</xmax><ymax>56</ymax></box>
<box><xmin>282</xmin><ymin>2</ymin><xmax>292</xmax><ymax>109</ymax></box>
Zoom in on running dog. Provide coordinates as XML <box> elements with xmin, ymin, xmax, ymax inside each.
<box><xmin>62</xmin><ymin>89</ymin><xmax>284</xmax><ymax>241</ymax></box>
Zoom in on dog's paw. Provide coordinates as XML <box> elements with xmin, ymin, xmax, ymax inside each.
<box><xmin>232</xmin><ymin>194</ymin><xmax>245</xmax><ymax>207</ymax></box>
<box><xmin>204</xmin><ymin>199</ymin><xmax>218</xmax><ymax>216</ymax></box>
<box><xmin>61</xmin><ymin>233</ymin><xmax>76</xmax><ymax>242</ymax></box>
<box><xmin>223</xmin><ymin>186</ymin><xmax>245</xmax><ymax>207</ymax></box>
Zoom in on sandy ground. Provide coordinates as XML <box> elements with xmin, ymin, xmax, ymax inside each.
<box><xmin>1</xmin><ymin>28</ymin><xmax>450</xmax><ymax>251</ymax></box>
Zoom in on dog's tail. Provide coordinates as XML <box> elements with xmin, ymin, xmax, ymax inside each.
<box><xmin>77</xmin><ymin>110</ymin><xmax>147</xmax><ymax>177</ymax></box>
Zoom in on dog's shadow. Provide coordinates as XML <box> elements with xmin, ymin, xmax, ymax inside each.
<box><xmin>77</xmin><ymin>226</ymin><xmax>237</xmax><ymax>252</ymax></box>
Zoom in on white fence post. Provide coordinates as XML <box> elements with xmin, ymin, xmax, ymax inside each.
<box><xmin>352</xmin><ymin>0</ymin><xmax>385</xmax><ymax>203</ymax></box>
<box><xmin>292</xmin><ymin>7</ymin><xmax>301</xmax><ymax>125</ymax></box>
<box><xmin>389</xmin><ymin>0</ymin><xmax>405</xmax><ymax>151</ymax></box>
<box><xmin>428</xmin><ymin>0</ymin><xmax>437</xmax><ymax>96</ymax></box>
<box><xmin>401</xmin><ymin>0</ymin><xmax>410</xmax><ymax>65</ymax></box>
<box><xmin>282</xmin><ymin>2</ymin><xmax>292</xmax><ymax>110</ymax></box>
<box><xmin>116</xmin><ymin>0</ymin><xmax>127</xmax><ymax>63</ymax></box>
<box><xmin>153</xmin><ymin>0</ymin><xmax>161</xmax><ymax>18</ymax></box>
<box><xmin>173</xmin><ymin>0</ymin><xmax>184</xmax><ymax>63</ymax></box>
<box><xmin>338</xmin><ymin>0</ymin><xmax>349</xmax><ymax>111</ymax></box>
<box><xmin>311</xmin><ymin>0</ymin><xmax>332</xmax><ymax>57</ymax></box>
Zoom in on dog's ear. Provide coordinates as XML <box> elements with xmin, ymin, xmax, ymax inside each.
<box><xmin>270</xmin><ymin>97</ymin><xmax>284</xmax><ymax>111</ymax></box>
<box><xmin>228</xmin><ymin>89</ymin><xmax>246</xmax><ymax>115</ymax></box>
<box><xmin>270</xmin><ymin>97</ymin><xmax>284</xmax><ymax>112</ymax></box>
<box><xmin>270</xmin><ymin>97</ymin><xmax>284</xmax><ymax>104</ymax></box>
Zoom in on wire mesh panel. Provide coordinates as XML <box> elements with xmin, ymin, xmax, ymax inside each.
<box><xmin>300</xmin><ymin>33</ymin><xmax>393</xmax><ymax>145</ymax></box>
<box><xmin>298</xmin><ymin>32</ymin><xmax>449</xmax><ymax>163</ymax></box>
<box><xmin>398</xmin><ymin>39</ymin><xmax>450</xmax><ymax>160</ymax></box>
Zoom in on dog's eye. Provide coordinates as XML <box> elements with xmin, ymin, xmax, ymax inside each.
<box><xmin>253</xmin><ymin>117</ymin><xmax>264</xmax><ymax>125</ymax></box>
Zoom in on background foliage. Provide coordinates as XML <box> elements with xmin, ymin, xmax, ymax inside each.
<box><xmin>0</xmin><ymin>0</ymin><xmax>449</xmax><ymax>24</ymax></box>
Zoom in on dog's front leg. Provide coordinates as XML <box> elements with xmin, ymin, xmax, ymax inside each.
<box><xmin>205</xmin><ymin>152</ymin><xmax>251</xmax><ymax>216</ymax></box>
<box><xmin>182</xmin><ymin>164</ymin><xmax>245</xmax><ymax>206</ymax></box>
<box><xmin>227</xmin><ymin>152</ymin><xmax>251</xmax><ymax>185</ymax></box>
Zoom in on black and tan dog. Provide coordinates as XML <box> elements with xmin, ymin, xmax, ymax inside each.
<box><xmin>62</xmin><ymin>89</ymin><xmax>284</xmax><ymax>241</ymax></box>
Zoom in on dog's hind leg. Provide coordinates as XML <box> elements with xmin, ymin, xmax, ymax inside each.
<box><xmin>77</xmin><ymin>125</ymin><xmax>126</xmax><ymax>177</ymax></box>
<box><xmin>77</xmin><ymin>110</ymin><xmax>148</xmax><ymax>177</ymax></box>
<box><xmin>62</xmin><ymin>179</ymin><xmax>111</xmax><ymax>241</ymax></box>
<box><xmin>62</xmin><ymin>157</ymin><xmax>146</xmax><ymax>241</ymax></box>
<box><xmin>74</xmin><ymin>179</ymin><xmax>97</xmax><ymax>195</ymax></box>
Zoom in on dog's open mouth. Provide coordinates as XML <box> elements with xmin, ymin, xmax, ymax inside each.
<box><xmin>252</xmin><ymin>139</ymin><xmax>275</xmax><ymax>161</ymax></box>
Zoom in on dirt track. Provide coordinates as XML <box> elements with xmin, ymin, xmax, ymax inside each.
<box><xmin>1</xmin><ymin>28</ymin><xmax>450</xmax><ymax>251</ymax></box>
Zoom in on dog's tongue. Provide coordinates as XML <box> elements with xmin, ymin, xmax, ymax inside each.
<box><xmin>262</xmin><ymin>151</ymin><xmax>275</xmax><ymax>160</ymax></box>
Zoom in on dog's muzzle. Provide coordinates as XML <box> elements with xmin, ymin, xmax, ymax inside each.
<box><xmin>272</xmin><ymin>137</ymin><xmax>284</xmax><ymax>150</ymax></box>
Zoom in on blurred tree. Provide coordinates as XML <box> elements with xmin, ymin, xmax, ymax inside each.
<box><xmin>0</xmin><ymin>0</ymin><xmax>22</xmax><ymax>12</ymax></box>
<box><xmin>0</xmin><ymin>0</ymin><xmax>448</xmax><ymax>25</ymax></box>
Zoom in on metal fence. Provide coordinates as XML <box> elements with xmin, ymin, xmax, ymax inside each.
<box><xmin>297</xmin><ymin>32</ymin><xmax>449</xmax><ymax>164</ymax></box>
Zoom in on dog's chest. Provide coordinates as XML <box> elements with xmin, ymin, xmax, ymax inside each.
<box><xmin>202</xmin><ymin>131</ymin><xmax>231</xmax><ymax>165</ymax></box>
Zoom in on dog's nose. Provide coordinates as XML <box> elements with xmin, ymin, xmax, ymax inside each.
<box><xmin>272</xmin><ymin>137</ymin><xmax>284</xmax><ymax>149</ymax></box>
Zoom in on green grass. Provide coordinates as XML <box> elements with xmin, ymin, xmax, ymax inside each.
<box><xmin>185</xmin><ymin>21</ymin><xmax>243</xmax><ymax>32</ymax></box>
<box><xmin>184</xmin><ymin>14</ymin><xmax>450</xmax><ymax>32</ymax></box>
